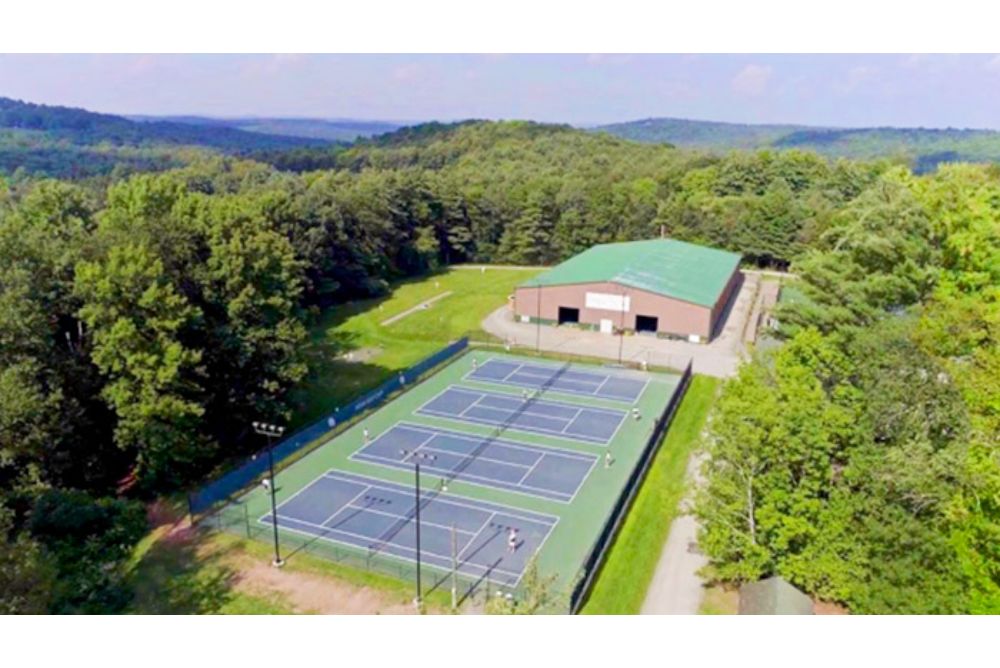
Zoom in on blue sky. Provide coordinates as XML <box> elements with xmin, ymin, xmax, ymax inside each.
<box><xmin>3</xmin><ymin>54</ymin><xmax>1000</xmax><ymax>128</ymax></box>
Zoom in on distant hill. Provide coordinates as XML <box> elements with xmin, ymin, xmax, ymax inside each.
<box><xmin>0</xmin><ymin>97</ymin><xmax>336</xmax><ymax>179</ymax></box>
<box><xmin>127</xmin><ymin>115</ymin><xmax>402</xmax><ymax>142</ymax></box>
<box><xmin>593</xmin><ymin>117</ymin><xmax>816</xmax><ymax>150</ymax></box>
<box><xmin>593</xmin><ymin>117</ymin><xmax>1000</xmax><ymax>172</ymax></box>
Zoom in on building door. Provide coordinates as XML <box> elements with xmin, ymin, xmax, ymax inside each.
<box><xmin>635</xmin><ymin>314</ymin><xmax>659</xmax><ymax>333</ymax></box>
<box><xmin>558</xmin><ymin>307</ymin><xmax>580</xmax><ymax>325</ymax></box>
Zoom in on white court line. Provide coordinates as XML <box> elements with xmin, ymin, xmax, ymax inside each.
<box><xmin>318</xmin><ymin>486</ymin><xmax>374</xmax><ymax>527</ymax></box>
<box><xmin>340</xmin><ymin>501</ymin><xmax>479</xmax><ymax>536</ymax></box>
<box><xmin>427</xmin><ymin>385</ymin><xmax>627</xmax><ymax>424</ymax></box>
<box><xmin>370</xmin><ymin>422</ymin><xmax>598</xmax><ymax>500</ymax></box>
<box><xmin>394</xmin><ymin>422</ymin><xmax>598</xmax><ymax>461</ymax></box>
<box><xmin>456</xmin><ymin>511</ymin><xmax>496</xmax><ymax>563</ymax></box>
<box><xmin>259</xmin><ymin>469</ymin><xmax>561</xmax><ymax>587</ymax></box>
<box><xmin>322</xmin><ymin>469</ymin><xmax>560</xmax><ymax>524</ymax></box>
<box><xmin>351</xmin><ymin>450</ymin><xmax>573</xmax><ymax>502</ymax></box>
<box><xmin>259</xmin><ymin>519</ymin><xmax>519</xmax><ymax>581</ymax></box>
<box><xmin>419</xmin><ymin>406</ymin><xmax>608</xmax><ymax>445</ymax></box>
<box><xmin>475</xmin><ymin>356</ymin><xmax>654</xmax><ymax>403</ymax></box>
<box><xmin>517</xmin><ymin>453</ymin><xmax>544</xmax><ymax>485</ymax></box>
<box><xmin>457</xmin><ymin>392</ymin><xmax>487</xmax><ymax>418</ymax></box>
<box><xmin>264</xmin><ymin>513</ymin><xmax>524</xmax><ymax>580</ymax></box>
<box><xmin>501</xmin><ymin>362</ymin><xmax>522</xmax><ymax>381</ymax></box>
<box><xmin>417</xmin><ymin>443</ymin><xmax>535</xmax><ymax>471</ymax></box>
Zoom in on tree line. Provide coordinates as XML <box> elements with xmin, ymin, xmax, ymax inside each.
<box><xmin>0</xmin><ymin>120</ymin><xmax>994</xmax><ymax>612</ymax></box>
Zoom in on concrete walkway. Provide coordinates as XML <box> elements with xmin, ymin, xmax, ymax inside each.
<box><xmin>480</xmin><ymin>272</ymin><xmax>758</xmax><ymax>378</ymax></box>
<box><xmin>640</xmin><ymin>453</ymin><xmax>708</xmax><ymax>614</ymax></box>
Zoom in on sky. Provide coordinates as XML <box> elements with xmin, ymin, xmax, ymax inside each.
<box><xmin>3</xmin><ymin>54</ymin><xmax>1000</xmax><ymax>129</ymax></box>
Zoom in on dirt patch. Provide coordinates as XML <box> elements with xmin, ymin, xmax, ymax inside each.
<box><xmin>380</xmin><ymin>291</ymin><xmax>453</xmax><ymax>326</ymax></box>
<box><xmin>813</xmin><ymin>599</ymin><xmax>849</xmax><ymax>615</ymax></box>
<box><xmin>338</xmin><ymin>346</ymin><xmax>382</xmax><ymax>363</ymax></box>
<box><xmin>231</xmin><ymin>556</ymin><xmax>419</xmax><ymax>614</ymax></box>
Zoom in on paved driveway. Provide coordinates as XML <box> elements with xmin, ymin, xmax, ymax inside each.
<box><xmin>481</xmin><ymin>272</ymin><xmax>758</xmax><ymax>378</ymax></box>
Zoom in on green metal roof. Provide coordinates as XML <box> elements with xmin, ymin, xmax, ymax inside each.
<box><xmin>521</xmin><ymin>239</ymin><xmax>742</xmax><ymax>307</ymax></box>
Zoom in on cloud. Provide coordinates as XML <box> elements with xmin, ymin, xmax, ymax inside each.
<box><xmin>834</xmin><ymin>65</ymin><xmax>877</xmax><ymax>93</ymax></box>
<box><xmin>731</xmin><ymin>64</ymin><xmax>772</xmax><ymax>96</ymax></box>
<box><xmin>392</xmin><ymin>63</ymin><xmax>423</xmax><ymax>81</ymax></box>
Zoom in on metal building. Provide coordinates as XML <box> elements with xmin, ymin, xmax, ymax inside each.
<box><xmin>513</xmin><ymin>239</ymin><xmax>742</xmax><ymax>342</ymax></box>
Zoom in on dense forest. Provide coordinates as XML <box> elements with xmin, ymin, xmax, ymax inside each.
<box><xmin>596</xmin><ymin>116</ymin><xmax>1000</xmax><ymax>172</ymax></box>
<box><xmin>0</xmin><ymin>119</ymin><xmax>996</xmax><ymax>613</ymax></box>
<box><xmin>695</xmin><ymin>164</ymin><xmax>1000</xmax><ymax>613</ymax></box>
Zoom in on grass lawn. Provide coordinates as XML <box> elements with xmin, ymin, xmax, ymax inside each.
<box><xmin>289</xmin><ymin>266</ymin><xmax>540</xmax><ymax>427</ymax></box>
<box><xmin>128</xmin><ymin>523</ymin><xmax>294</xmax><ymax>614</ymax></box>
<box><xmin>127</xmin><ymin>522</ymin><xmax>452</xmax><ymax>614</ymax></box>
<box><xmin>580</xmin><ymin>375</ymin><xmax>720</xmax><ymax>614</ymax></box>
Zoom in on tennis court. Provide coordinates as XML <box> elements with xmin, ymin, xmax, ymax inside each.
<box><xmin>417</xmin><ymin>386</ymin><xmax>627</xmax><ymax>444</ymax></box>
<box><xmin>262</xmin><ymin>470</ymin><xmax>557</xmax><ymax>587</ymax></box>
<box><xmin>219</xmin><ymin>349</ymin><xmax>687</xmax><ymax>607</ymax></box>
<box><xmin>466</xmin><ymin>358</ymin><xmax>648</xmax><ymax>403</ymax></box>
<box><xmin>350</xmin><ymin>423</ymin><xmax>597</xmax><ymax>502</ymax></box>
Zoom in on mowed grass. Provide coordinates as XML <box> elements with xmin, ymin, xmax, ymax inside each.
<box><xmin>289</xmin><ymin>266</ymin><xmax>540</xmax><ymax>427</ymax></box>
<box><xmin>580</xmin><ymin>375</ymin><xmax>720</xmax><ymax>614</ymax></box>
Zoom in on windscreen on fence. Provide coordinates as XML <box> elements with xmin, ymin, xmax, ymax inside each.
<box><xmin>568</xmin><ymin>359</ymin><xmax>694</xmax><ymax>613</ymax></box>
<box><xmin>187</xmin><ymin>337</ymin><xmax>470</xmax><ymax>515</ymax></box>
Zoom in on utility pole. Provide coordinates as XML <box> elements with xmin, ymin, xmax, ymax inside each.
<box><xmin>400</xmin><ymin>448</ymin><xmax>436</xmax><ymax>609</ymax></box>
<box><xmin>253</xmin><ymin>421</ymin><xmax>286</xmax><ymax>567</ymax></box>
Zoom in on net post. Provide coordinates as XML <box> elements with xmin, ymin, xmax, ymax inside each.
<box><xmin>244</xmin><ymin>503</ymin><xmax>251</xmax><ymax>538</ymax></box>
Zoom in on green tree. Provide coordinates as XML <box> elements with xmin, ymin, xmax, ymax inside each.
<box><xmin>75</xmin><ymin>243</ymin><xmax>208</xmax><ymax>486</ymax></box>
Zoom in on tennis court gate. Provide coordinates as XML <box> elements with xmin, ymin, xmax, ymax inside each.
<box><xmin>568</xmin><ymin>359</ymin><xmax>694</xmax><ymax>613</ymax></box>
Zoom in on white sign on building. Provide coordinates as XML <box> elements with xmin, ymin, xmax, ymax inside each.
<box><xmin>585</xmin><ymin>291</ymin><xmax>630</xmax><ymax>312</ymax></box>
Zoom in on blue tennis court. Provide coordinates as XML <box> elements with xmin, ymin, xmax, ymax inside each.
<box><xmin>417</xmin><ymin>386</ymin><xmax>626</xmax><ymax>444</ymax></box>
<box><xmin>262</xmin><ymin>470</ymin><xmax>557</xmax><ymax>587</ymax></box>
<box><xmin>350</xmin><ymin>423</ymin><xmax>597</xmax><ymax>502</ymax></box>
<box><xmin>465</xmin><ymin>358</ymin><xmax>648</xmax><ymax>403</ymax></box>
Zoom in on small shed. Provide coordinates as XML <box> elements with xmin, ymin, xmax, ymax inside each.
<box><xmin>739</xmin><ymin>576</ymin><xmax>814</xmax><ymax>615</ymax></box>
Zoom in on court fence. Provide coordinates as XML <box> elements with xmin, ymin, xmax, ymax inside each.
<box><xmin>187</xmin><ymin>337</ymin><xmax>470</xmax><ymax>516</ymax></box>
<box><xmin>568</xmin><ymin>358</ymin><xmax>695</xmax><ymax>613</ymax></box>
<box><xmin>463</xmin><ymin>328</ymin><xmax>691</xmax><ymax>376</ymax></box>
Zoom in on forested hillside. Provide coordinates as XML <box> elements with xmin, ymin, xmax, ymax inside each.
<box><xmin>0</xmin><ymin>98</ymin><xmax>335</xmax><ymax>179</ymax></box>
<box><xmin>0</xmin><ymin>119</ymin><xmax>996</xmax><ymax>613</ymax></box>
<box><xmin>127</xmin><ymin>115</ymin><xmax>401</xmax><ymax>142</ymax></box>
<box><xmin>596</xmin><ymin>117</ymin><xmax>1000</xmax><ymax>172</ymax></box>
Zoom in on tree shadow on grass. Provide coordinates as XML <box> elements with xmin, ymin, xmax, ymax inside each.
<box><xmin>128</xmin><ymin>522</ymin><xmax>248</xmax><ymax>614</ymax></box>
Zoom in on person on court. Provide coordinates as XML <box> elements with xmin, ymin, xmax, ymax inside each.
<box><xmin>632</xmin><ymin>407</ymin><xmax>641</xmax><ymax>420</ymax></box>
<box><xmin>363</xmin><ymin>427</ymin><xmax>370</xmax><ymax>444</ymax></box>
<box><xmin>507</xmin><ymin>527</ymin><xmax>518</xmax><ymax>553</ymax></box>
<box><xmin>605</xmin><ymin>451</ymin><xmax>613</xmax><ymax>469</ymax></box>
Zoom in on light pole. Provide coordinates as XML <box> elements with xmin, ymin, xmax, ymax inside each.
<box><xmin>253</xmin><ymin>421</ymin><xmax>286</xmax><ymax>567</ymax></box>
<box><xmin>400</xmin><ymin>448</ymin><xmax>436</xmax><ymax>608</ymax></box>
